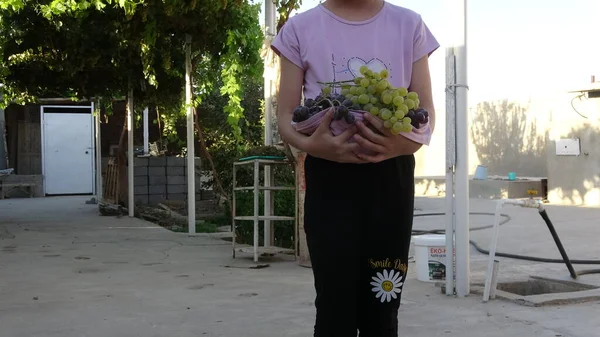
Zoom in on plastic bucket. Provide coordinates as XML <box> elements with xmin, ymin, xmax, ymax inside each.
<box><xmin>414</xmin><ymin>234</ymin><xmax>450</xmax><ymax>282</ymax></box>
<box><xmin>474</xmin><ymin>165</ymin><xmax>488</xmax><ymax>180</ymax></box>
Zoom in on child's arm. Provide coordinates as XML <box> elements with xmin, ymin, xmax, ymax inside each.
<box><xmin>409</xmin><ymin>55</ymin><xmax>435</xmax><ymax>133</ymax></box>
<box><xmin>276</xmin><ymin>57</ymin><xmax>310</xmax><ymax>152</ymax></box>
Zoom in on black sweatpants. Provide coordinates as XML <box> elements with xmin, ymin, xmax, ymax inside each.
<box><xmin>304</xmin><ymin>154</ymin><xmax>415</xmax><ymax>337</ymax></box>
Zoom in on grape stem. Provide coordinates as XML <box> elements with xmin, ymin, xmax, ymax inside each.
<box><xmin>317</xmin><ymin>98</ymin><xmax>335</xmax><ymax>110</ymax></box>
<box><xmin>317</xmin><ymin>80</ymin><xmax>355</xmax><ymax>85</ymax></box>
<box><xmin>314</xmin><ymin>97</ymin><xmax>345</xmax><ymax>110</ymax></box>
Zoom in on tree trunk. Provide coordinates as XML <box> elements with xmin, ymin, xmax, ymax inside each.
<box><xmin>193</xmin><ymin>108</ymin><xmax>233</xmax><ymax>218</ymax></box>
<box><xmin>116</xmin><ymin>97</ymin><xmax>129</xmax><ymax>206</ymax></box>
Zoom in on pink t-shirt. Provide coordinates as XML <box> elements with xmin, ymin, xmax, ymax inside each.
<box><xmin>271</xmin><ymin>2</ymin><xmax>440</xmax><ymax>145</ymax></box>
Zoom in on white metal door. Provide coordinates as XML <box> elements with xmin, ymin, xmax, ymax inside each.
<box><xmin>42</xmin><ymin>110</ymin><xmax>94</xmax><ymax>195</ymax></box>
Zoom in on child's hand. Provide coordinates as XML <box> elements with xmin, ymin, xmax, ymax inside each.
<box><xmin>305</xmin><ymin>109</ymin><xmax>367</xmax><ymax>164</ymax></box>
<box><xmin>353</xmin><ymin>113</ymin><xmax>422</xmax><ymax>163</ymax></box>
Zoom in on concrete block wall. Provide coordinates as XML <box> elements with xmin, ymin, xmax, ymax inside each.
<box><xmin>133</xmin><ymin>156</ymin><xmax>206</xmax><ymax>205</ymax></box>
<box><xmin>0</xmin><ymin>174</ymin><xmax>43</xmax><ymax>198</ymax></box>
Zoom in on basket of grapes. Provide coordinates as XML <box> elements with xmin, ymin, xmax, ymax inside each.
<box><xmin>291</xmin><ymin>67</ymin><xmax>431</xmax><ymax>152</ymax></box>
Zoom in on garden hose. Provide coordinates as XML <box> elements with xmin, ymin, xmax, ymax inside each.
<box><xmin>412</xmin><ymin>211</ymin><xmax>600</xmax><ymax>277</ymax></box>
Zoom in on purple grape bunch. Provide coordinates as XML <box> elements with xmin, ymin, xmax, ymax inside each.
<box><xmin>406</xmin><ymin>108</ymin><xmax>429</xmax><ymax>129</ymax></box>
<box><xmin>292</xmin><ymin>92</ymin><xmax>358</xmax><ymax>125</ymax></box>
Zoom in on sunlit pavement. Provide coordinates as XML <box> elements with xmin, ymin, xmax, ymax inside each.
<box><xmin>1</xmin><ymin>196</ymin><xmax>599</xmax><ymax>337</ymax></box>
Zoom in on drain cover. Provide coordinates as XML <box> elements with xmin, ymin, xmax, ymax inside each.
<box><xmin>490</xmin><ymin>276</ymin><xmax>600</xmax><ymax>307</ymax></box>
<box><xmin>497</xmin><ymin>278</ymin><xmax>597</xmax><ymax>296</ymax></box>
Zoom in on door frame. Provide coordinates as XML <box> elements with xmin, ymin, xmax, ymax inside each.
<box><xmin>40</xmin><ymin>104</ymin><xmax>96</xmax><ymax>196</ymax></box>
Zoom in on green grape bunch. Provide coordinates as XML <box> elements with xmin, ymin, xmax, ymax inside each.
<box><xmin>339</xmin><ymin>66</ymin><xmax>427</xmax><ymax>134</ymax></box>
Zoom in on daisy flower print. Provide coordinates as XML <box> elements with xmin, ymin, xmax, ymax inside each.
<box><xmin>371</xmin><ymin>269</ymin><xmax>404</xmax><ymax>303</ymax></box>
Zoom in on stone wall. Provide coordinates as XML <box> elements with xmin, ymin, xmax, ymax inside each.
<box><xmin>133</xmin><ymin>156</ymin><xmax>209</xmax><ymax>206</ymax></box>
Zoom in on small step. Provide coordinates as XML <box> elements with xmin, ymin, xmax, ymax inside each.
<box><xmin>234</xmin><ymin>186</ymin><xmax>295</xmax><ymax>191</ymax></box>
<box><xmin>236</xmin><ymin>246</ymin><xmax>295</xmax><ymax>256</ymax></box>
<box><xmin>234</xmin><ymin>216</ymin><xmax>295</xmax><ymax>221</ymax></box>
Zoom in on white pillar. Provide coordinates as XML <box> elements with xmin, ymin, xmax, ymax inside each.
<box><xmin>445</xmin><ymin>50</ymin><xmax>456</xmax><ymax>296</ymax></box>
<box><xmin>127</xmin><ymin>91</ymin><xmax>135</xmax><ymax>217</ymax></box>
<box><xmin>453</xmin><ymin>0</ymin><xmax>470</xmax><ymax>297</ymax></box>
<box><xmin>143</xmin><ymin>107</ymin><xmax>149</xmax><ymax>155</ymax></box>
<box><xmin>185</xmin><ymin>34</ymin><xmax>196</xmax><ymax>234</ymax></box>
<box><xmin>264</xmin><ymin>0</ymin><xmax>275</xmax><ymax>146</ymax></box>
<box><xmin>263</xmin><ymin>0</ymin><xmax>277</xmax><ymax>246</ymax></box>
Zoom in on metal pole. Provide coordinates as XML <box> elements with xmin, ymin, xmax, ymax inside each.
<box><xmin>489</xmin><ymin>260</ymin><xmax>500</xmax><ymax>299</ymax></box>
<box><xmin>143</xmin><ymin>107</ymin><xmax>149</xmax><ymax>155</ymax></box>
<box><xmin>94</xmin><ymin>101</ymin><xmax>103</xmax><ymax>202</ymax></box>
<box><xmin>0</xmin><ymin>104</ymin><xmax>7</xmax><ymax>170</ymax></box>
<box><xmin>232</xmin><ymin>164</ymin><xmax>237</xmax><ymax>258</ymax></box>
<box><xmin>453</xmin><ymin>0</ymin><xmax>470</xmax><ymax>297</ymax></box>
<box><xmin>483</xmin><ymin>200</ymin><xmax>505</xmax><ymax>301</ymax></box>
<box><xmin>254</xmin><ymin>160</ymin><xmax>260</xmax><ymax>262</ymax></box>
<box><xmin>263</xmin><ymin>0</ymin><xmax>277</xmax><ymax>246</ymax></box>
<box><xmin>127</xmin><ymin>89</ymin><xmax>135</xmax><ymax>217</ymax></box>
<box><xmin>185</xmin><ymin>34</ymin><xmax>196</xmax><ymax>234</ymax></box>
<box><xmin>445</xmin><ymin>50</ymin><xmax>457</xmax><ymax>296</ymax></box>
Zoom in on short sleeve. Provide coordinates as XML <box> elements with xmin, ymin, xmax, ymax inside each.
<box><xmin>271</xmin><ymin>19</ymin><xmax>304</xmax><ymax>70</ymax></box>
<box><xmin>413</xmin><ymin>16</ymin><xmax>440</xmax><ymax>62</ymax></box>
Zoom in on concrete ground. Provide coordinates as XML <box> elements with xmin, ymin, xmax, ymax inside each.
<box><xmin>1</xmin><ymin>196</ymin><xmax>600</xmax><ymax>337</ymax></box>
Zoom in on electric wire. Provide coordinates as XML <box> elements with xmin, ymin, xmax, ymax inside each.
<box><xmin>570</xmin><ymin>93</ymin><xmax>588</xmax><ymax>119</ymax></box>
<box><xmin>412</xmin><ymin>211</ymin><xmax>600</xmax><ymax>276</ymax></box>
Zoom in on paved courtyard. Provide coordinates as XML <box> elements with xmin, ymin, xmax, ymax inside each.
<box><xmin>1</xmin><ymin>196</ymin><xmax>600</xmax><ymax>337</ymax></box>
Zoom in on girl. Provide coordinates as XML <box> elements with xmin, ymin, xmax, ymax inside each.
<box><xmin>272</xmin><ymin>1</ymin><xmax>439</xmax><ymax>336</ymax></box>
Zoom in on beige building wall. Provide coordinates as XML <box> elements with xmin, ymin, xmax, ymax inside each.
<box><xmin>414</xmin><ymin>84</ymin><xmax>600</xmax><ymax>207</ymax></box>
<box><xmin>545</xmin><ymin>87</ymin><xmax>600</xmax><ymax>206</ymax></box>
<box><xmin>415</xmin><ymin>96</ymin><xmax>551</xmax><ymax>179</ymax></box>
